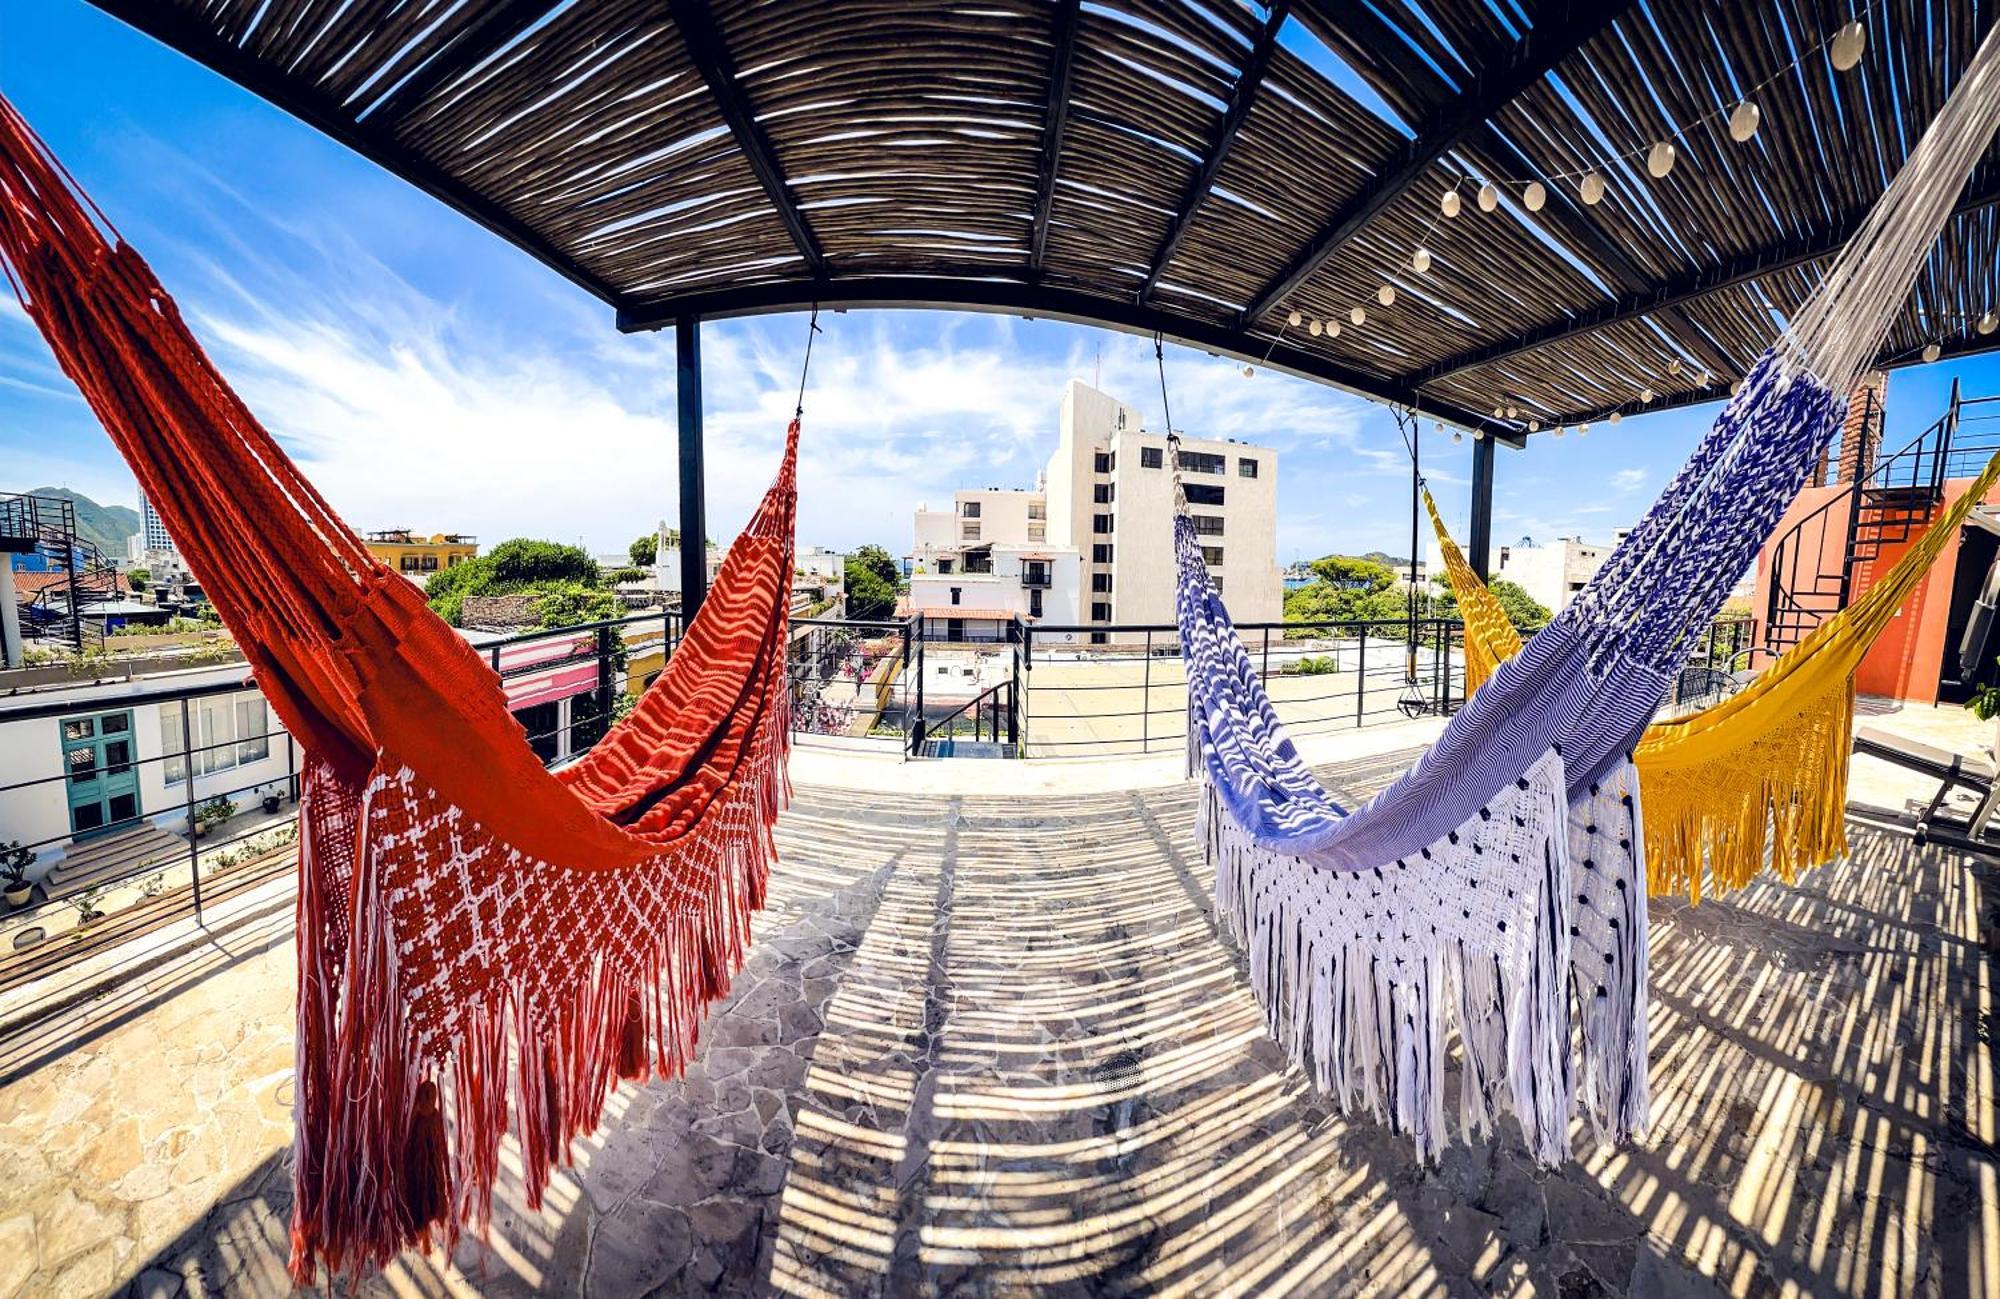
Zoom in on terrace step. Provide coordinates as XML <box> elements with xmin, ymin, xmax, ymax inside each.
<box><xmin>920</xmin><ymin>739</ymin><xmax>1018</xmax><ymax>758</ymax></box>
<box><xmin>43</xmin><ymin>823</ymin><xmax>185</xmax><ymax>899</ymax></box>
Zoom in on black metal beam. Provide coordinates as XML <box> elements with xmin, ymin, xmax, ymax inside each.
<box><xmin>360</xmin><ymin>0</ymin><xmax>563</xmax><ymax>129</ymax></box>
<box><xmin>1137</xmin><ymin>1</ymin><xmax>1290</xmax><ymax>305</ymax></box>
<box><xmin>1415</xmin><ymin>180</ymin><xmax>2000</xmax><ymax>388</ymax></box>
<box><xmin>1029</xmin><ymin>0</ymin><xmax>1083</xmax><ymax>274</ymax></box>
<box><xmin>617</xmin><ymin>274</ymin><xmax>1508</xmax><ymax>431</ymax></box>
<box><xmin>1239</xmin><ymin>0</ymin><xmax>1633</xmax><ymax>326</ymax></box>
<box><xmin>1468</xmin><ymin>433</ymin><xmax>1495</xmax><ymax>580</ymax></box>
<box><xmin>676</xmin><ymin>315</ymin><xmax>709</xmax><ymax>619</ymax></box>
<box><xmin>85</xmin><ymin>0</ymin><xmax>630</xmax><ymax>309</ymax></box>
<box><xmin>666</xmin><ymin>0</ymin><xmax>826</xmax><ymax>277</ymax></box>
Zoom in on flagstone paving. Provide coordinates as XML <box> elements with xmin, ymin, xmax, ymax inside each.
<box><xmin>0</xmin><ymin>742</ymin><xmax>1995</xmax><ymax>1296</ymax></box>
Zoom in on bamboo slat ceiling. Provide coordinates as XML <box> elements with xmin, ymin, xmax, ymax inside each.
<box><xmin>87</xmin><ymin>0</ymin><xmax>2000</xmax><ymax>435</ymax></box>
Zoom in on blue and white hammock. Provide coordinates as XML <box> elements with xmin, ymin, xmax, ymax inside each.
<box><xmin>1178</xmin><ymin>23</ymin><xmax>2000</xmax><ymax>1164</ymax></box>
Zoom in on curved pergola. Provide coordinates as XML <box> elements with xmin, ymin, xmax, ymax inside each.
<box><xmin>78</xmin><ymin>0</ymin><xmax>2000</xmax><ymax>591</ymax></box>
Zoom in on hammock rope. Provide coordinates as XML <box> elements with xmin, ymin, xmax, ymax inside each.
<box><xmin>1176</xmin><ymin>20</ymin><xmax>2000</xmax><ymax>1163</ymax></box>
<box><xmin>0</xmin><ymin>98</ymin><xmax>807</xmax><ymax>1282</ymax></box>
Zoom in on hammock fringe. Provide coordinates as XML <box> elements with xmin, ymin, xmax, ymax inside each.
<box><xmin>1201</xmin><ymin>753</ymin><xmax>1594</xmax><ymax>1164</ymax></box>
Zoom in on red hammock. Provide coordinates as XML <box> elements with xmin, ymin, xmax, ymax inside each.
<box><xmin>0</xmin><ymin>99</ymin><xmax>797</xmax><ymax>1282</ymax></box>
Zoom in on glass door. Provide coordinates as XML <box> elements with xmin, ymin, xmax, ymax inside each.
<box><xmin>62</xmin><ymin>710</ymin><xmax>140</xmax><ymax>838</ymax></box>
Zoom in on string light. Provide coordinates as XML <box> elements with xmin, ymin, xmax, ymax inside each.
<box><xmin>1506</xmin><ymin>404</ymin><xmax>1519</xmax><ymax>419</ymax></box>
<box><xmin>1528</xmin><ymin>418</ymin><xmax>1541</xmax><ymax>432</ymax></box>
<box><xmin>1646</xmin><ymin>141</ymin><xmax>1677</xmax><ymax>178</ymax></box>
<box><xmin>1242</xmin><ymin>364</ymin><xmax>1256</xmax><ymax>377</ymax></box>
<box><xmin>1473</xmin><ymin>428</ymin><xmax>1487</xmax><ymax>441</ymax></box>
<box><xmin>1493</xmin><ymin>405</ymin><xmax>1505</xmax><ymax>417</ymax></box>
<box><xmin>1287</xmin><ymin>309</ymin><xmax>1303</xmax><ymax>327</ymax></box>
<box><xmin>1979</xmin><ymin>310</ymin><xmax>1998</xmax><ymax>336</ymax></box>
<box><xmin>1831</xmin><ymin>20</ymin><xmax>1866</xmax><ymax>71</ymax></box>
<box><xmin>1523</xmin><ymin>181</ymin><xmax>1546</xmax><ymax>212</ymax></box>
<box><xmin>1553</xmin><ymin>425</ymin><xmax>1565</xmax><ymax>438</ymax></box>
<box><xmin>1579</xmin><ymin>172</ymin><xmax>1606</xmax><ymax>205</ymax></box>
<box><xmin>1923</xmin><ymin>341</ymin><xmax>1942</xmax><ymax>362</ymax></box>
<box><xmin>1477</xmin><ymin>182</ymin><xmax>1500</xmax><ymax>212</ymax></box>
<box><xmin>1328</xmin><ymin>320</ymin><xmax>1341</xmax><ymax>338</ymax></box>
<box><xmin>1350</xmin><ymin>306</ymin><xmax>1366</xmax><ymax>326</ymax></box>
<box><xmin>1309</xmin><ymin>318</ymin><xmax>1323</xmax><ymax>337</ymax></box>
<box><xmin>1667</xmin><ymin>358</ymin><xmax>1682</xmax><ymax>375</ymax></box>
<box><xmin>1452</xmin><ymin>429</ymin><xmax>1464</xmax><ymax>443</ymax></box>
<box><xmin>1729</xmin><ymin>101</ymin><xmax>1761</xmax><ymax>142</ymax></box>
<box><xmin>1377</xmin><ymin>285</ymin><xmax>1396</xmax><ymax>307</ymax></box>
<box><xmin>1441</xmin><ymin>189</ymin><xmax>1462</xmax><ymax>218</ymax></box>
<box><xmin>1412</xmin><ymin>247</ymin><xmax>1433</xmax><ymax>273</ymax></box>
<box><xmin>1579</xmin><ymin>422</ymin><xmax>1591</xmax><ymax>435</ymax></box>
<box><xmin>1695</xmin><ymin>370</ymin><xmax>1711</xmax><ymax>387</ymax></box>
<box><xmin>1640</xmin><ymin>387</ymin><xmax>1655</xmax><ymax>403</ymax></box>
<box><xmin>1610</xmin><ymin>411</ymin><xmax>1623</xmax><ymax>425</ymax></box>
<box><xmin>1731</xmin><ymin>380</ymin><xmax>1744</xmax><ymax>396</ymax></box>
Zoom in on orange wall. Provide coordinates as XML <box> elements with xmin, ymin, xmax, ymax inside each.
<box><xmin>1755</xmin><ymin>475</ymin><xmax>2000</xmax><ymax>703</ymax></box>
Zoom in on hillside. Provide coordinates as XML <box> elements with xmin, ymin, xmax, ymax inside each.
<box><xmin>22</xmin><ymin>487</ymin><xmax>140</xmax><ymax>558</ymax></box>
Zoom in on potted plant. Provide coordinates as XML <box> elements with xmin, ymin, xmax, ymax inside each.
<box><xmin>1</xmin><ymin>841</ymin><xmax>33</xmax><ymax>909</ymax></box>
<box><xmin>1971</xmin><ymin>662</ymin><xmax>2000</xmax><ymax>758</ymax></box>
<box><xmin>258</xmin><ymin>783</ymin><xmax>282</xmax><ymax>815</ymax></box>
<box><xmin>192</xmin><ymin>795</ymin><xmax>238</xmax><ymax>839</ymax></box>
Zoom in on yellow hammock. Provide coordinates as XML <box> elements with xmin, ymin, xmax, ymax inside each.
<box><xmin>1425</xmin><ymin>451</ymin><xmax>2000</xmax><ymax>900</ymax></box>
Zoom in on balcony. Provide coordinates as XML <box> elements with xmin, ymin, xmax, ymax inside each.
<box><xmin>1019</xmin><ymin>565</ymin><xmax>1053</xmax><ymax>588</ymax></box>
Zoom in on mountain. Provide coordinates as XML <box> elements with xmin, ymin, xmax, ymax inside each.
<box><xmin>1310</xmin><ymin>550</ymin><xmax>1412</xmax><ymax>571</ymax></box>
<box><xmin>22</xmin><ymin>487</ymin><xmax>140</xmax><ymax>559</ymax></box>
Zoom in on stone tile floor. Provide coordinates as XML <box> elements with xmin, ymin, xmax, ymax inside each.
<box><xmin>0</xmin><ymin>737</ymin><xmax>1995</xmax><ymax>1297</ymax></box>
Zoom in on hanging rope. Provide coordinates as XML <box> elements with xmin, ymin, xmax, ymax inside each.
<box><xmin>795</xmin><ymin>304</ymin><xmax>821</xmax><ymax>419</ymax></box>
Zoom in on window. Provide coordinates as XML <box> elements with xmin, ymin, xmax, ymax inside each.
<box><xmin>961</xmin><ymin>500</ymin><xmax>981</xmax><ymax>518</ymax></box>
<box><xmin>420</xmin><ymin>555</ymin><xmax>439</xmax><ymax>571</ymax></box>
<box><xmin>1201</xmin><ymin>546</ymin><xmax>1225</xmax><ymax>566</ymax></box>
<box><xmin>962</xmin><ymin>523</ymin><xmax>981</xmax><ymax>541</ymax></box>
<box><xmin>1091</xmin><ymin>573</ymin><xmax>1112</xmax><ymax>593</ymax></box>
<box><xmin>1191</xmin><ymin>514</ymin><xmax>1224</xmax><ymax>536</ymax></box>
<box><xmin>1238</xmin><ymin>457</ymin><xmax>1259</xmax><ymax>478</ymax></box>
<box><xmin>1184</xmin><ymin>483</ymin><xmax>1226</xmax><ymax>507</ymax></box>
<box><xmin>1094</xmin><ymin>452</ymin><xmax>1111</xmax><ymax>473</ymax></box>
<box><xmin>1177</xmin><ymin>451</ymin><xmax>1225</xmax><ymax>475</ymax></box>
<box><xmin>950</xmin><ymin>587</ymin><xmax>961</xmax><ymax>606</ymax></box>
<box><xmin>1141</xmin><ymin>446</ymin><xmax>1163</xmax><ymax>469</ymax></box>
<box><xmin>1211</xmin><ymin>576</ymin><xmax>1224</xmax><ymax>596</ymax></box>
<box><xmin>1093</xmin><ymin>483</ymin><xmax>1112</xmax><ymax>504</ymax></box>
<box><xmin>400</xmin><ymin>555</ymin><xmax>420</xmax><ymax>572</ymax></box>
<box><xmin>1091</xmin><ymin>601</ymin><xmax>1112</xmax><ymax>621</ymax></box>
<box><xmin>1028</xmin><ymin>502</ymin><xmax>1047</xmax><ymax>520</ymax></box>
<box><xmin>963</xmin><ymin>552</ymin><xmax>992</xmax><ymax>574</ymax></box>
<box><xmin>1092</xmin><ymin>543</ymin><xmax>1114</xmax><ymax>563</ymax></box>
<box><xmin>1029</xmin><ymin>588</ymin><xmax>1044</xmax><ymax>618</ymax></box>
<box><xmin>937</xmin><ymin>559</ymin><xmax>953</xmax><ymax>574</ymax></box>
<box><xmin>1090</xmin><ymin>631</ymin><xmax>1108</xmax><ymax>645</ymax></box>
<box><xmin>1092</xmin><ymin>514</ymin><xmax>1113</xmax><ymax>535</ymax></box>
<box><xmin>1027</xmin><ymin>525</ymin><xmax>1046</xmax><ymax>542</ymax></box>
<box><xmin>161</xmin><ymin>695</ymin><xmax>271</xmax><ymax>784</ymax></box>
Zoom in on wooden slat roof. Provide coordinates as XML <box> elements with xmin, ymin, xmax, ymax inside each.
<box><xmin>86</xmin><ymin>0</ymin><xmax>2000</xmax><ymax>436</ymax></box>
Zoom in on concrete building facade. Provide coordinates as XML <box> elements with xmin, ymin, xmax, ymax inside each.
<box><xmin>910</xmin><ymin>488</ymin><xmax>1080</xmax><ymax>640</ymax></box>
<box><xmin>1484</xmin><ymin>535</ymin><xmax>1615</xmax><ymax>614</ymax></box>
<box><xmin>1047</xmin><ymin>380</ymin><xmax>1282</xmax><ymax>642</ymax></box>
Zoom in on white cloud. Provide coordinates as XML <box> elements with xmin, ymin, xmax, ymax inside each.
<box><xmin>1611</xmin><ymin>467</ymin><xmax>1647</xmax><ymax>490</ymax></box>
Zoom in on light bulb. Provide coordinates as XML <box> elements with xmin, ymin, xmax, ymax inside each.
<box><xmin>1640</xmin><ymin>386</ymin><xmax>1655</xmax><ymax>403</ymax></box>
<box><xmin>1729</xmin><ymin>101</ymin><xmax>1761</xmax><ymax>142</ymax></box>
<box><xmin>1647</xmin><ymin>141</ymin><xmax>1676</xmax><ymax>178</ymax></box>
<box><xmin>1309</xmin><ymin>318</ymin><xmax>1323</xmax><ymax>336</ymax></box>
<box><xmin>1441</xmin><ymin>189</ymin><xmax>1462</xmax><ymax>218</ymax></box>
<box><xmin>1412</xmin><ymin>247</ymin><xmax>1433</xmax><ymax>273</ymax></box>
<box><xmin>1452</xmin><ymin>430</ymin><xmax>1463</xmax><ymax>444</ymax></box>
<box><xmin>1923</xmin><ymin>341</ymin><xmax>1942</xmax><ymax>363</ymax></box>
<box><xmin>1523</xmin><ymin>181</ymin><xmax>1546</xmax><ymax>212</ymax></box>
<box><xmin>1667</xmin><ymin>357</ymin><xmax>1682</xmax><ymax>374</ymax></box>
<box><xmin>1287</xmin><ymin>308</ymin><xmax>1302</xmax><ymax>327</ymax></box>
<box><xmin>1350</xmin><ymin>306</ymin><xmax>1366</xmax><ymax>326</ymax></box>
<box><xmin>1580</xmin><ymin>172</ymin><xmax>1606</xmax><ymax>206</ymax></box>
<box><xmin>1528</xmin><ymin>419</ymin><xmax>1541</xmax><ymax>432</ymax></box>
<box><xmin>1609</xmin><ymin>411</ymin><xmax>1623</xmax><ymax>425</ymax></box>
<box><xmin>1696</xmin><ymin>370</ymin><xmax>1710</xmax><ymax>387</ymax></box>
<box><xmin>1730</xmin><ymin>380</ymin><xmax>1743</xmax><ymax>397</ymax></box>
<box><xmin>1579</xmin><ymin>422</ymin><xmax>1591</xmax><ymax>435</ymax></box>
<box><xmin>1377</xmin><ymin>285</ymin><xmax>1396</xmax><ymax>307</ymax></box>
<box><xmin>1473</xmin><ymin>428</ymin><xmax>1486</xmax><ymax>441</ymax></box>
<box><xmin>1434</xmin><ymin>421</ymin><xmax>1444</xmax><ymax>434</ymax></box>
<box><xmin>1553</xmin><ymin>425</ymin><xmax>1565</xmax><ymax>438</ymax></box>
<box><xmin>1493</xmin><ymin>405</ymin><xmax>1505</xmax><ymax>418</ymax></box>
<box><xmin>1242</xmin><ymin>364</ymin><xmax>1255</xmax><ymax>378</ymax></box>
<box><xmin>1506</xmin><ymin>405</ymin><xmax>1518</xmax><ymax>419</ymax></box>
<box><xmin>1328</xmin><ymin>320</ymin><xmax>1341</xmax><ymax>338</ymax></box>
<box><xmin>1980</xmin><ymin>310</ymin><xmax>1998</xmax><ymax>336</ymax></box>
<box><xmin>1831</xmin><ymin>20</ymin><xmax>1866</xmax><ymax>72</ymax></box>
<box><xmin>1477</xmin><ymin>182</ymin><xmax>1499</xmax><ymax>212</ymax></box>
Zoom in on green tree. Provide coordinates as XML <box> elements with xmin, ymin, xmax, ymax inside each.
<box><xmin>484</xmin><ymin>539</ymin><xmax>599</xmax><ymax>587</ymax></box>
<box><xmin>850</xmin><ymin>544</ymin><xmax>899</xmax><ymax>590</ymax></box>
<box><xmin>843</xmin><ymin>545</ymin><xmax>900</xmax><ymax>620</ymax></box>
<box><xmin>127</xmin><ymin>567</ymin><xmax>149</xmax><ymax>593</ymax></box>
<box><xmin>629</xmin><ymin>533</ymin><xmax>658</xmax><ymax>567</ymax></box>
<box><xmin>426</xmin><ymin>538</ymin><xmax>610</xmax><ymax>627</ymax></box>
<box><xmin>1489</xmin><ymin>579</ymin><xmax>1551</xmax><ymax>632</ymax></box>
<box><xmin>1307</xmin><ymin>554</ymin><xmax>1396</xmax><ymax>592</ymax></box>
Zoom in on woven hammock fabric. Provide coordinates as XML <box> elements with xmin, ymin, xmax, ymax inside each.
<box><xmin>1423</xmin><ymin>488</ymin><xmax>1521</xmax><ymax>697</ymax></box>
<box><xmin>1179</xmin><ymin>18</ymin><xmax>2000</xmax><ymax>1161</ymax></box>
<box><xmin>0</xmin><ymin>100</ymin><xmax>796</xmax><ymax>1281</ymax></box>
<box><xmin>1428</xmin><ymin>452</ymin><xmax>2000</xmax><ymax>899</ymax></box>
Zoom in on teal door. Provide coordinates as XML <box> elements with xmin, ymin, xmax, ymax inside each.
<box><xmin>61</xmin><ymin>710</ymin><xmax>139</xmax><ymax>838</ymax></box>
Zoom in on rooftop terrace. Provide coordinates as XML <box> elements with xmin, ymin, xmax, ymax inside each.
<box><xmin>2</xmin><ymin>711</ymin><xmax>1993</xmax><ymax>1296</ymax></box>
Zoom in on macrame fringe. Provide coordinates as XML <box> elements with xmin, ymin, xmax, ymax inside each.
<box><xmin>1202</xmin><ymin>752</ymin><xmax>1597</xmax><ymax>1164</ymax></box>
<box><xmin>288</xmin><ymin>690</ymin><xmax>792</xmax><ymax>1285</ymax></box>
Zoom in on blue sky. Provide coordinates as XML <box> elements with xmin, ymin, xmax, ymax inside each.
<box><xmin>3</xmin><ymin>2</ymin><xmax>1997</xmax><ymax>565</ymax></box>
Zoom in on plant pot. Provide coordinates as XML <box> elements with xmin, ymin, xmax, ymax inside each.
<box><xmin>4</xmin><ymin>883</ymin><xmax>31</xmax><ymax>909</ymax></box>
<box><xmin>261</xmin><ymin>795</ymin><xmax>281</xmax><ymax>814</ymax></box>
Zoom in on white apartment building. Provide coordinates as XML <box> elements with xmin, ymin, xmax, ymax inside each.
<box><xmin>1490</xmin><ymin>535</ymin><xmax>1614</xmax><ymax>613</ymax></box>
<box><xmin>1046</xmin><ymin>380</ymin><xmax>1283</xmax><ymax>643</ymax></box>
<box><xmin>909</xmin><ymin>487</ymin><xmax>1082</xmax><ymax>641</ymax></box>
